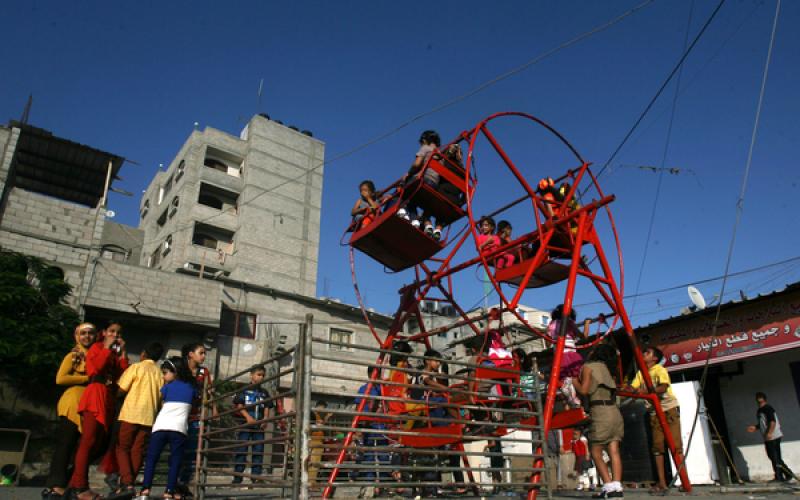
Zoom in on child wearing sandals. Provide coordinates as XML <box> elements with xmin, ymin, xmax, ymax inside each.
<box><xmin>139</xmin><ymin>357</ymin><xmax>197</xmax><ymax>499</ymax></box>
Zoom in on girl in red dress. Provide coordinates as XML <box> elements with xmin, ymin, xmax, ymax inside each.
<box><xmin>68</xmin><ymin>321</ymin><xmax>129</xmax><ymax>500</ymax></box>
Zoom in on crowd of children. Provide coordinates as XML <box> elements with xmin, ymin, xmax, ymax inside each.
<box><xmin>43</xmin><ymin>321</ymin><xmax>218</xmax><ymax>500</ymax></box>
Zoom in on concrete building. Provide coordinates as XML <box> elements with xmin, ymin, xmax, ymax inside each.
<box><xmin>0</xmin><ymin>117</ymin><xmax>392</xmax><ymax>404</ymax></box>
<box><xmin>630</xmin><ymin>283</ymin><xmax>800</xmax><ymax>482</ymax></box>
<box><xmin>138</xmin><ymin>115</ymin><xmax>322</xmax><ymax>296</ymax></box>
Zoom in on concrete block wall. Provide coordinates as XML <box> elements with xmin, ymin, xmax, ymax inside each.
<box><xmin>2</xmin><ymin>188</ymin><xmax>99</xmax><ymax>247</ymax></box>
<box><xmin>85</xmin><ymin>258</ymin><xmax>222</xmax><ymax>323</ymax></box>
<box><xmin>235</xmin><ymin>116</ymin><xmax>323</xmax><ymax>296</ymax></box>
<box><xmin>137</xmin><ymin>115</ymin><xmax>324</xmax><ymax>296</ymax></box>
<box><xmin>0</xmin><ymin>126</ymin><xmax>18</xmax><ymax>195</ymax></box>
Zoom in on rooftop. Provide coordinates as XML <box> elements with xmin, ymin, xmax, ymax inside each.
<box><xmin>8</xmin><ymin>121</ymin><xmax>125</xmax><ymax>207</ymax></box>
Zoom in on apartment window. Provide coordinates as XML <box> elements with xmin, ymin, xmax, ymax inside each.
<box><xmin>101</xmin><ymin>244</ymin><xmax>128</xmax><ymax>263</ymax></box>
<box><xmin>169</xmin><ymin>196</ymin><xmax>179</xmax><ymax>218</ymax></box>
<box><xmin>156</xmin><ymin>209</ymin><xmax>168</xmax><ymax>228</ymax></box>
<box><xmin>149</xmin><ymin>246</ymin><xmax>161</xmax><ymax>268</ymax></box>
<box><xmin>162</xmin><ymin>235</ymin><xmax>173</xmax><ymax>256</ymax></box>
<box><xmin>204</xmin><ymin>147</ymin><xmax>243</xmax><ymax>177</ymax></box>
<box><xmin>140</xmin><ymin>199</ymin><xmax>150</xmax><ymax>220</ymax></box>
<box><xmin>220</xmin><ymin>306</ymin><xmax>256</xmax><ymax>339</ymax></box>
<box><xmin>192</xmin><ymin>222</ymin><xmax>234</xmax><ymax>254</ymax></box>
<box><xmin>198</xmin><ymin>183</ymin><xmax>239</xmax><ymax>212</ymax></box>
<box><xmin>175</xmin><ymin>160</ymin><xmax>186</xmax><ymax>181</ymax></box>
<box><xmin>329</xmin><ymin>328</ymin><xmax>354</xmax><ymax>351</ymax></box>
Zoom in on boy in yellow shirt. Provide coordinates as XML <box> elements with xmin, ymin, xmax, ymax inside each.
<box><xmin>628</xmin><ymin>346</ymin><xmax>683</xmax><ymax>495</ymax></box>
<box><xmin>114</xmin><ymin>342</ymin><xmax>164</xmax><ymax>493</ymax></box>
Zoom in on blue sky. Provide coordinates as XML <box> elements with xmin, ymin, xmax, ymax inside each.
<box><xmin>2</xmin><ymin>1</ymin><xmax>798</xmax><ymax>327</ymax></box>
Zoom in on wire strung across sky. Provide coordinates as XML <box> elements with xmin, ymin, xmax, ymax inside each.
<box><xmin>125</xmin><ymin>0</ymin><xmax>657</xmax><ymax>257</ymax></box>
<box><xmin>592</xmin><ymin>0</ymin><xmax>728</xmax><ymax>182</ymax></box>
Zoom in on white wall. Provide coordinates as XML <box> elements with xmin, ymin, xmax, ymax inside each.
<box><xmin>719</xmin><ymin>348</ymin><xmax>800</xmax><ymax>481</ymax></box>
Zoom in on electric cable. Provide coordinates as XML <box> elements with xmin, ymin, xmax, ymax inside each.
<box><xmin>573</xmin><ymin>253</ymin><xmax>800</xmax><ymax>308</ymax></box>
<box><xmin>592</xmin><ymin>0</ymin><xmax>728</xmax><ymax>184</ymax></box>
<box><xmin>628</xmin><ymin>0</ymin><xmax>694</xmax><ymax>317</ymax></box>
<box><xmin>126</xmin><ymin>1</ymin><xmax>656</xmax><ymax>257</ymax></box>
<box><xmin>671</xmin><ymin>0</ymin><xmax>781</xmax><ymax>487</ymax></box>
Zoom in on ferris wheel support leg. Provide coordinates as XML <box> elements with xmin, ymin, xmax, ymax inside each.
<box><xmin>322</xmin><ymin>289</ymin><xmax>419</xmax><ymax>499</ymax></box>
<box><xmin>590</xmin><ymin>217</ymin><xmax>693</xmax><ymax>493</ymax></box>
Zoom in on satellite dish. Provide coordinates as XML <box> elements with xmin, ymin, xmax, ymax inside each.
<box><xmin>105</xmin><ymin>209</ymin><xmax>116</xmax><ymax>218</ymax></box>
<box><xmin>688</xmin><ymin>286</ymin><xmax>706</xmax><ymax>310</ymax></box>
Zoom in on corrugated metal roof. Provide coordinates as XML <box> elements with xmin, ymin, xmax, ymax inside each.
<box><xmin>9</xmin><ymin>121</ymin><xmax>125</xmax><ymax>207</ymax></box>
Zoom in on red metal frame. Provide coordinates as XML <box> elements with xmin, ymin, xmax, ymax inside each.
<box><xmin>327</xmin><ymin>112</ymin><xmax>691</xmax><ymax>499</ymax></box>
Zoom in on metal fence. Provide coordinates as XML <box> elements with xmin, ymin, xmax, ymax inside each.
<box><xmin>196</xmin><ymin>315</ymin><xmax>550</xmax><ymax>499</ymax></box>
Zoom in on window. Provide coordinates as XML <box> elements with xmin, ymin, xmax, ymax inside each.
<box><xmin>156</xmin><ymin>209</ymin><xmax>168</xmax><ymax>228</ymax></box>
<box><xmin>101</xmin><ymin>244</ymin><xmax>128</xmax><ymax>263</ymax></box>
<box><xmin>329</xmin><ymin>328</ymin><xmax>354</xmax><ymax>350</ymax></box>
<box><xmin>204</xmin><ymin>147</ymin><xmax>243</xmax><ymax>178</ymax></box>
<box><xmin>175</xmin><ymin>160</ymin><xmax>186</xmax><ymax>181</ymax></box>
<box><xmin>149</xmin><ymin>246</ymin><xmax>161</xmax><ymax>268</ymax></box>
<box><xmin>220</xmin><ymin>306</ymin><xmax>256</xmax><ymax>339</ymax></box>
<box><xmin>162</xmin><ymin>235</ymin><xmax>173</xmax><ymax>256</ymax></box>
<box><xmin>198</xmin><ymin>183</ymin><xmax>239</xmax><ymax>212</ymax></box>
<box><xmin>169</xmin><ymin>196</ymin><xmax>179</xmax><ymax>218</ymax></box>
<box><xmin>140</xmin><ymin>199</ymin><xmax>150</xmax><ymax>220</ymax></box>
<box><xmin>192</xmin><ymin>223</ymin><xmax>234</xmax><ymax>254</ymax></box>
<box><xmin>204</xmin><ymin>157</ymin><xmax>228</xmax><ymax>173</ymax></box>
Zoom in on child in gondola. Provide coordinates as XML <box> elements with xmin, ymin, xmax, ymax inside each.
<box><xmin>350</xmin><ymin>180</ymin><xmax>379</xmax><ymax>231</ymax></box>
<box><xmin>495</xmin><ymin>220</ymin><xmax>519</xmax><ymax>269</ymax></box>
<box><xmin>476</xmin><ymin>216</ymin><xmax>499</xmax><ymax>258</ymax></box>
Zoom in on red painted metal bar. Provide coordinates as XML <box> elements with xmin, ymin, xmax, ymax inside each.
<box><xmin>590</xmin><ymin>219</ymin><xmax>692</xmax><ymax>492</ymax></box>
<box><xmin>530</xmin><ymin>211</ymin><xmax>587</xmax><ymax>500</ymax></box>
<box><xmin>322</xmin><ymin>289</ymin><xmax>419</xmax><ymax>498</ymax></box>
<box><xmin>440</xmin><ymin>196</ymin><xmax>615</xmax><ymax>283</ymax></box>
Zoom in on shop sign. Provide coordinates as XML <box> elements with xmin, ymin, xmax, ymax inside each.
<box><xmin>651</xmin><ymin>298</ymin><xmax>800</xmax><ymax>371</ymax></box>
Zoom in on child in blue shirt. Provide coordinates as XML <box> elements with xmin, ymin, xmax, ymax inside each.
<box><xmin>139</xmin><ymin>356</ymin><xmax>197</xmax><ymax>499</ymax></box>
<box><xmin>232</xmin><ymin>364</ymin><xmax>272</xmax><ymax>483</ymax></box>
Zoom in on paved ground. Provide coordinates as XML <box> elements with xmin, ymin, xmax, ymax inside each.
<box><xmin>2</xmin><ymin>485</ymin><xmax>798</xmax><ymax>499</ymax></box>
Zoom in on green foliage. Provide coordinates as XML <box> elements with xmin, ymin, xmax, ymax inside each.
<box><xmin>0</xmin><ymin>250</ymin><xmax>80</xmax><ymax>404</ymax></box>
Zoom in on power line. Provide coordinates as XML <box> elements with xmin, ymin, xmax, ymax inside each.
<box><xmin>574</xmin><ymin>253</ymin><xmax>800</xmax><ymax>308</ymax></box>
<box><xmin>629</xmin><ymin>0</ymin><xmax>695</xmax><ymax>317</ymax></box>
<box><xmin>593</xmin><ymin>0</ymin><xmax>728</xmax><ymax>182</ymax></box>
<box><xmin>127</xmin><ymin>1</ymin><xmax>656</xmax><ymax>256</ymax></box>
<box><xmin>676</xmin><ymin>0</ymin><xmax>781</xmax><ymax>485</ymax></box>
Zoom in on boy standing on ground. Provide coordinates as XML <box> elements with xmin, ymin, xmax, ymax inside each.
<box><xmin>628</xmin><ymin>346</ymin><xmax>683</xmax><ymax>495</ymax></box>
<box><xmin>232</xmin><ymin>364</ymin><xmax>272</xmax><ymax>484</ymax></box>
<box><xmin>114</xmin><ymin>342</ymin><xmax>164</xmax><ymax>493</ymax></box>
<box><xmin>747</xmin><ymin>392</ymin><xmax>797</xmax><ymax>483</ymax></box>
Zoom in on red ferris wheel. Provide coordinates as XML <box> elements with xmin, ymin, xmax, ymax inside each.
<box><xmin>328</xmin><ymin>112</ymin><xmax>690</xmax><ymax>499</ymax></box>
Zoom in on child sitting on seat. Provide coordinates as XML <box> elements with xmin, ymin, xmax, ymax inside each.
<box><xmin>537</xmin><ymin>177</ymin><xmax>558</xmax><ymax>218</ymax></box>
<box><xmin>495</xmin><ymin>220</ymin><xmax>519</xmax><ymax>269</ymax></box>
<box><xmin>476</xmin><ymin>216</ymin><xmax>499</xmax><ymax>258</ymax></box>
<box><xmin>350</xmin><ymin>180</ymin><xmax>379</xmax><ymax>231</ymax></box>
<box><xmin>438</xmin><ymin>143</ymin><xmax>466</xmax><ymax>207</ymax></box>
<box><xmin>398</xmin><ymin>130</ymin><xmax>442</xmax><ymax>236</ymax></box>
<box><xmin>413</xmin><ymin>350</ymin><xmax>459</xmax><ymax>423</ymax></box>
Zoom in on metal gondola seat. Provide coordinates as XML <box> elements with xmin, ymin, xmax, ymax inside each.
<box><xmin>349</xmin><ymin>202</ymin><xmax>444</xmax><ymax>271</ymax></box>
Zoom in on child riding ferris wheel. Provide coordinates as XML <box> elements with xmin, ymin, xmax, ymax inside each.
<box><xmin>334</xmin><ymin>111</ymin><xmax>690</xmax><ymax>499</ymax></box>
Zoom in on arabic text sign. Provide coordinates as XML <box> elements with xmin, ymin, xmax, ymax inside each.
<box><xmin>660</xmin><ymin>316</ymin><xmax>800</xmax><ymax>370</ymax></box>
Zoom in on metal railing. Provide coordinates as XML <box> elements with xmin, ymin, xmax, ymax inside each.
<box><xmin>197</xmin><ymin>315</ymin><xmax>549</xmax><ymax>499</ymax></box>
